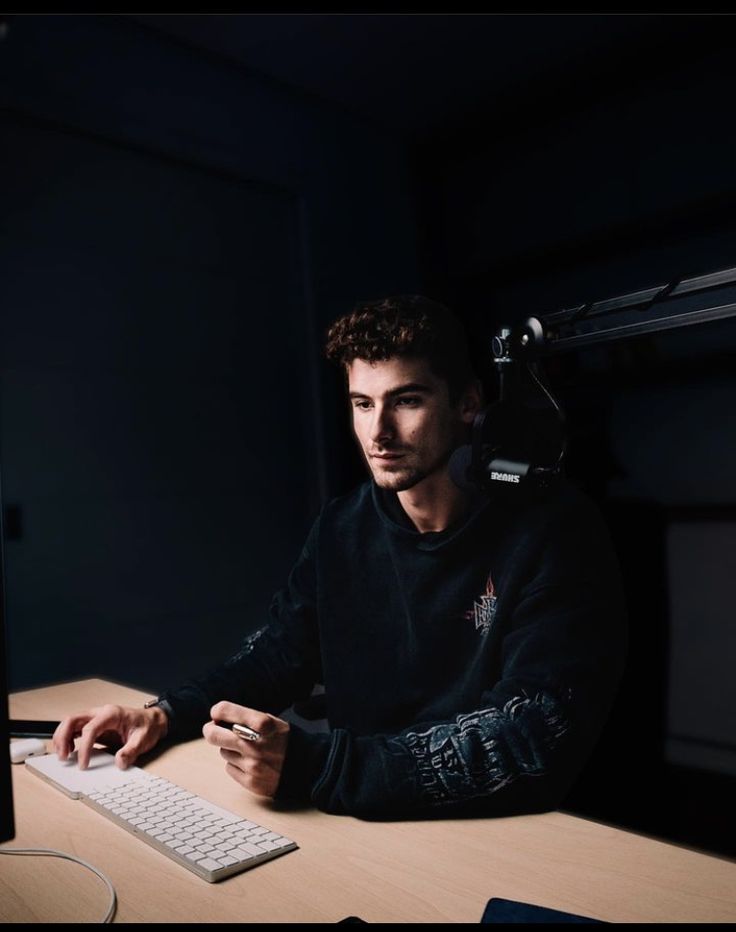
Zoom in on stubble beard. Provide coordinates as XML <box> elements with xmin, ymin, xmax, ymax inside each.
<box><xmin>371</xmin><ymin>461</ymin><xmax>425</xmax><ymax>492</ymax></box>
<box><xmin>367</xmin><ymin>442</ymin><xmax>456</xmax><ymax>493</ymax></box>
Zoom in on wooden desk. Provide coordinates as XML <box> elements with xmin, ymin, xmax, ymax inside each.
<box><xmin>3</xmin><ymin>679</ymin><xmax>736</xmax><ymax>923</ymax></box>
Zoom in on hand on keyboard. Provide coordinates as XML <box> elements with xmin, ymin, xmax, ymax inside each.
<box><xmin>203</xmin><ymin>701</ymin><xmax>290</xmax><ymax>799</ymax></box>
<box><xmin>26</xmin><ymin>753</ymin><xmax>299</xmax><ymax>883</ymax></box>
<box><xmin>53</xmin><ymin>704</ymin><xmax>170</xmax><ymax>770</ymax></box>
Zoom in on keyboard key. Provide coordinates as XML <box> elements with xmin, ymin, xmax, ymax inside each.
<box><xmin>231</xmin><ymin>847</ymin><xmax>258</xmax><ymax>861</ymax></box>
<box><xmin>217</xmin><ymin>855</ymin><xmax>239</xmax><ymax>867</ymax></box>
<box><xmin>216</xmin><ymin>840</ymin><xmax>239</xmax><ymax>852</ymax></box>
<box><xmin>73</xmin><ymin>769</ymin><xmax>296</xmax><ymax>882</ymax></box>
<box><xmin>234</xmin><ymin>843</ymin><xmax>265</xmax><ymax>858</ymax></box>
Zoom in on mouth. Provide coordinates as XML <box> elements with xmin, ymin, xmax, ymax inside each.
<box><xmin>370</xmin><ymin>453</ymin><xmax>404</xmax><ymax>469</ymax></box>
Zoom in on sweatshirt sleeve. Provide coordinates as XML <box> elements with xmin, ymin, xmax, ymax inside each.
<box><xmin>157</xmin><ymin>518</ymin><xmax>322</xmax><ymax>742</ymax></box>
<box><xmin>275</xmin><ymin>493</ymin><xmax>627</xmax><ymax>819</ymax></box>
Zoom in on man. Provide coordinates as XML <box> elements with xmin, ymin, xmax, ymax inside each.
<box><xmin>54</xmin><ymin>296</ymin><xmax>626</xmax><ymax>819</ymax></box>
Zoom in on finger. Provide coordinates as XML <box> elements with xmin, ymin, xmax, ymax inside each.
<box><xmin>222</xmin><ymin>748</ymin><xmax>272</xmax><ymax>786</ymax></box>
<box><xmin>202</xmin><ymin>720</ymin><xmax>242</xmax><ymax>751</ymax></box>
<box><xmin>78</xmin><ymin>708</ymin><xmax>120</xmax><ymax>770</ymax></box>
<box><xmin>225</xmin><ymin>760</ymin><xmax>257</xmax><ymax>793</ymax></box>
<box><xmin>210</xmin><ymin>701</ymin><xmax>272</xmax><ymax>735</ymax></box>
<box><xmin>95</xmin><ymin>730</ymin><xmax>124</xmax><ymax>751</ymax></box>
<box><xmin>53</xmin><ymin>713</ymin><xmax>92</xmax><ymax>761</ymax></box>
<box><xmin>220</xmin><ymin>747</ymin><xmax>245</xmax><ymax>769</ymax></box>
<box><xmin>115</xmin><ymin>727</ymin><xmax>147</xmax><ymax>770</ymax></box>
<box><xmin>225</xmin><ymin>761</ymin><xmax>273</xmax><ymax>798</ymax></box>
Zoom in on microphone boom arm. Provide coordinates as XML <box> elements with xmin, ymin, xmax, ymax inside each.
<box><xmin>507</xmin><ymin>263</ymin><xmax>736</xmax><ymax>360</ymax></box>
<box><xmin>460</xmin><ymin>264</ymin><xmax>736</xmax><ymax>497</ymax></box>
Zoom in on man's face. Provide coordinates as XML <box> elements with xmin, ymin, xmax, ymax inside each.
<box><xmin>347</xmin><ymin>356</ymin><xmax>476</xmax><ymax>492</ymax></box>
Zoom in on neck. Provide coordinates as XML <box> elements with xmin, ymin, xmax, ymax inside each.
<box><xmin>396</xmin><ymin>469</ymin><xmax>473</xmax><ymax>533</ymax></box>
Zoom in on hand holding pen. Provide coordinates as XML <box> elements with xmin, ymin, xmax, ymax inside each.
<box><xmin>223</xmin><ymin>722</ymin><xmax>261</xmax><ymax>742</ymax></box>
<box><xmin>203</xmin><ymin>701</ymin><xmax>291</xmax><ymax>799</ymax></box>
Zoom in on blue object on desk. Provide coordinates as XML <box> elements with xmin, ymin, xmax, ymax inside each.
<box><xmin>482</xmin><ymin>898</ymin><xmax>605</xmax><ymax>923</ymax></box>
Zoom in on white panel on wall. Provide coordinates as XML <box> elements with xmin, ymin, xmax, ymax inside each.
<box><xmin>665</xmin><ymin>520</ymin><xmax>736</xmax><ymax>776</ymax></box>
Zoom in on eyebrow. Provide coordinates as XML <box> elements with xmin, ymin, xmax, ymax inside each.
<box><xmin>348</xmin><ymin>382</ymin><xmax>434</xmax><ymax>400</ymax></box>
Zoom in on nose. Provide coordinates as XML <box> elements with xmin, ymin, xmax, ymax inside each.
<box><xmin>370</xmin><ymin>404</ymin><xmax>395</xmax><ymax>446</ymax></box>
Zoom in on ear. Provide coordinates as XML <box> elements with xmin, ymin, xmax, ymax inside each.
<box><xmin>458</xmin><ymin>380</ymin><xmax>483</xmax><ymax>425</ymax></box>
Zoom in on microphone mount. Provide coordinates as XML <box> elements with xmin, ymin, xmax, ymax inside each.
<box><xmin>457</xmin><ymin>264</ymin><xmax>736</xmax><ymax>497</ymax></box>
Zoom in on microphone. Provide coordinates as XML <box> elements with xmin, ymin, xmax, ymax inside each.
<box><xmin>451</xmin><ymin>322</ymin><xmax>566</xmax><ymax>498</ymax></box>
<box><xmin>449</xmin><ymin>399</ymin><xmax>564</xmax><ymax>497</ymax></box>
<box><xmin>449</xmin><ymin>445</ymin><xmax>531</xmax><ymax>492</ymax></box>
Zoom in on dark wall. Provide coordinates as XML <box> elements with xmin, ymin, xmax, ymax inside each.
<box><xmin>0</xmin><ymin>15</ymin><xmax>420</xmax><ymax>692</ymax></box>
<box><xmin>2</xmin><ymin>12</ymin><xmax>734</xmax><ymax>857</ymax></box>
<box><xmin>415</xmin><ymin>23</ymin><xmax>736</xmax><ymax>854</ymax></box>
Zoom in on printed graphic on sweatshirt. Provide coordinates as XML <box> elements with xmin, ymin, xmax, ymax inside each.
<box><xmin>464</xmin><ymin>573</ymin><xmax>497</xmax><ymax>635</ymax></box>
<box><xmin>391</xmin><ymin>690</ymin><xmax>570</xmax><ymax>807</ymax></box>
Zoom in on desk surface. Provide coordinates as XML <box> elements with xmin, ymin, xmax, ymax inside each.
<box><xmin>3</xmin><ymin>678</ymin><xmax>736</xmax><ymax>924</ymax></box>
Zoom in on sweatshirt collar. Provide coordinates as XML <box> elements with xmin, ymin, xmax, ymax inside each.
<box><xmin>371</xmin><ymin>481</ymin><xmax>491</xmax><ymax>551</ymax></box>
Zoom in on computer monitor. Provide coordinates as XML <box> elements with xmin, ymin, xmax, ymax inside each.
<box><xmin>0</xmin><ymin>469</ymin><xmax>15</xmax><ymax>842</ymax></box>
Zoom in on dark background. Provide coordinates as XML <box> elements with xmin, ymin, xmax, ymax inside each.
<box><xmin>1</xmin><ymin>14</ymin><xmax>735</xmax><ymax>857</ymax></box>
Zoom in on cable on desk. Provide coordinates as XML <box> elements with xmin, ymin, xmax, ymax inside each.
<box><xmin>0</xmin><ymin>847</ymin><xmax>117</xmax><ymax>923</ymax></box>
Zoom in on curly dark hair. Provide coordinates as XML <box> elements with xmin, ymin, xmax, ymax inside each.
<box><xmin>325</xmin><ymin>295</ymin><xmax>477</xmax><ymax>402</ymax></box>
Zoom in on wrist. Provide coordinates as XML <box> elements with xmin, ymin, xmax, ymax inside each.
<box><xmin>143</xmin><ymin>699</ymin><xmax>171</xmax><ymax>739</ymax></box>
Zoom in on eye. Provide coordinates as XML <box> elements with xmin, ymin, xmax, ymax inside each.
<box><xmin>396</xmin><ymin>396</ymin><xmax>421</xmax><ymax>407</ymax></box>
<box><xmin>352</xmin><ymin>400</ymin><xmax>373</xmax><ymax>410</ymax></box>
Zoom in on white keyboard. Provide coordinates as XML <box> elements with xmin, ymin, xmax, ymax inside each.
<box><xmin>26</xmin><ymin>752</ymin><xmax>297</xmax><ymax>883</ymax></box>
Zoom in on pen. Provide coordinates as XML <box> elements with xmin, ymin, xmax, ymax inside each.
<box><xmin>216</xmin><ymin>720</ymin><xmax>261</xmax><ymax>741</ymax></box>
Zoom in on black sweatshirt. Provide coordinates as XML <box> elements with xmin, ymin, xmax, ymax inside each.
<box><xmin>159</xmin><ymin>479</ymin><xmax>626</xmax><ymax>819</ymax></box>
